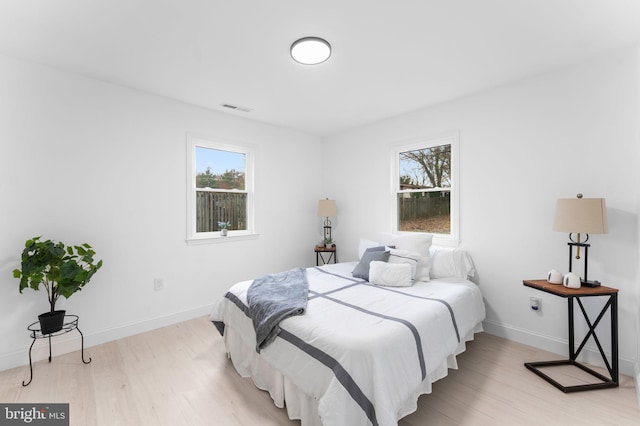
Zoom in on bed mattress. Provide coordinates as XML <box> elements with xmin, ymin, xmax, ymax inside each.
<box><xmin>210</xmin><ymin>261</ymin><xmax>486</xmax><ymax>426</ymax></box>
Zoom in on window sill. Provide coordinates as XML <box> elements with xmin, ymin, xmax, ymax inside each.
<box><xmin>186</xmin><ymin>232</ymin><xmax>259</xmax><ymax>245</ymax></box>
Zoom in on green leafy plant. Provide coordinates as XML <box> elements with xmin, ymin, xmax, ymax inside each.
<box><xmin>13</xmin><ymin>237</ymin><xmax>103</xmax><ymax>313</ymax></box>
<box><xmin>217</xmin><ymin>221</ymin><xmax>230</xmax><ymax>230</ymax></box>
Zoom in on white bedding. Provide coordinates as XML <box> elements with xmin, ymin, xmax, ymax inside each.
<box><xmin>210</xmin><ymin>261</ymin><xmax>486</xmax><ymax>426</ymax></box>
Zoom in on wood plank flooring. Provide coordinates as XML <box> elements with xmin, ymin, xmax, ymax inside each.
<box><xmin>0</xmin><ymin>316</ymin><xmax>637</xmax><ymax>425</ymax></box>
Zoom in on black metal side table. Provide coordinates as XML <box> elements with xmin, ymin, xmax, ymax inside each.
<box><xmin>23</xmin><ymin>314</ymin><xmax>91</xmax><ymax>386</ymax></box>
<box><xmin>315</xmin><ymin>245</ymin><xmax>337</xmax><ymax>266</ymax></box>
<box><xmin>522</xmin><ymin>279</ymin><xmax>618</xmax><ymax>393</ymax></box>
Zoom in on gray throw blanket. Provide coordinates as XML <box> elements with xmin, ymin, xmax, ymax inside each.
<box><xmin>247</xmin><ymin>267</ymin><xmax>309</xmax><ymax>352</ymax></box>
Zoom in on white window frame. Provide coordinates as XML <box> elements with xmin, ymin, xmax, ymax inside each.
<box><xmin>389</xmin><ymin>130</ymin><xmax>460</xmax><ymax>246</ymax></box>
<box><xmin>186</xmin><ymin>133</ymin><xmax>257</xmax><ymax>244</ymax></box>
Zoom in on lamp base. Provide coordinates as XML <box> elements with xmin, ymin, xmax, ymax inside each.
<box><xmin>581</xmin><ymin>279</ymin><xmax>601</xmax><ymax>288</ymax></box>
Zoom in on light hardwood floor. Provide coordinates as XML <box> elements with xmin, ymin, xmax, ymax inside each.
<box><xmin>0</xmin><ymin>316</ymin><xmax>638</xmax><ymax>425</ymax></box>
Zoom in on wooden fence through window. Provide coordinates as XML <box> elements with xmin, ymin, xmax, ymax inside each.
<box><xmin>398</xmin><ymin>194</ymin><xmax>450</xmax><ymax>220</ymax></box>
<box><xmin>196</xmin><ymin>191</ymin><xmax>247</xmax><ymax>232</ymax></box>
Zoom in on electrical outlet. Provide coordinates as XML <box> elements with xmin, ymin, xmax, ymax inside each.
<box><xmin>154</xmin><ymin>278</ymin><xmax>164</xmax><ymax>291</ymax></box>
<box><xmin>530</xmin><ymin>297</ymin><xmax>541</xmax><ymax>311</ymax></box>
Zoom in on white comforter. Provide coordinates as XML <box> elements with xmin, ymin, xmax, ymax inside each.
<box><xmin>210</xmin><ymin>262</ymin><xmax>486</xmax><ymax>426</ymax></box>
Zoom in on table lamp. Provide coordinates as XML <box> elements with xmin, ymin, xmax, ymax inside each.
<box><xmin>317</xmin><ymin>198</ymin><xmax>337</xmax><ymax>244</ymax></box>
<box><xmin>553</xmin><ymin>194</ymin><xmax>607</xmax><ymax>287</ymax></box>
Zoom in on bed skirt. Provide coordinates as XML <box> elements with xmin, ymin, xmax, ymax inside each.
<box><xmin>222</xmin><ymin>322</ymin><xmax>484</xmax><ymax>426</ymax></box>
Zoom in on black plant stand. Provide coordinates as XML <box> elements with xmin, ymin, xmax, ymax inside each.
<box><xmin>23</xmin><ymin>314</ymin><xmax>91</xmax><ymax>386</ymax></box>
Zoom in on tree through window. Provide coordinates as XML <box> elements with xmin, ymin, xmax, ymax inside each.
<box><xmin>195</xmin><ymin>147</ymin><xmax>247</xmax><ymax>233</ymax></box>
<box><xmin>392</xmin><ymin>132</ymin><xmax>459</xmax><ymax>243</ymax></box>
<box><xmin>187</xmin><ymin>135</ymin><xmax>255</xmax><ymax>241</ymax></box>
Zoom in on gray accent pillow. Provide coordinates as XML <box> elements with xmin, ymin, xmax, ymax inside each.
<box><xmin>352</xmin><ymin>250</ymin><xmax>391</xmax><ymax>281</ymax></box>
<box><xmin>364</xmin><ymin>245</ymin><xmax>395</xmax><ymax>254</ymax></box>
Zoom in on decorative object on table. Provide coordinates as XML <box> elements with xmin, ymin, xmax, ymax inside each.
<box><xmin>13</xmin><ymin>236</ymin><xmax>103</xmax><ymax>334</ymax></box>
<box><xmin>553</xmin><ymin>194</ymin><xmax>607</xmax><ymax>287</ymax></box>
<box><xmin>218</xmin><ymin>221</ymin><xmax>230</xmax><ymax>236</ymax></box>
<box><xmin>317</xmin><ymin>198</ymin><xmax>337</xmax><ymax>244</ymax></box>
<box><xmin>563</xmin><ymin>272</ymin><xmax>581</xmax><ymax>289</ymax></box>
<box><xmin>546</xmin><ymin>269</ymin><xmax>563</xmax><ymax>284</ymax></box>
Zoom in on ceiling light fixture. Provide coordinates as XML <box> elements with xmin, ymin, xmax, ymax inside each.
<box><xmin>290</xmin><ymin>37</ymin><xmax>331</xmax><ymax>65</ymax></box>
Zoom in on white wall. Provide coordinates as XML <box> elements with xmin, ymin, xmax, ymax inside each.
<box><xmin>0</xmin><ymin>54</ymin><xmax>324</xmax><ymax>371</ymax></box>
<box><xmin>324</xmin><ymin>46</ymin><xmax>639</xmax><ymax>377</ymax></box>
<box><xmin>635</xmin><ymin>42</ymin><xmax>640</xmax><ymax>401</ymax></box>
<box><xmin>2</xmin><ymin>46</ymin><xmax>638</xmax><ymax>381</ymax></box>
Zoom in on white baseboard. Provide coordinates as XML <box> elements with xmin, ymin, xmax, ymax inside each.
<box><xmin>0</xmin><ymin>304</ymin><xmax>214</xmax><ymax>373</ymax></box>
<box><xmin>635</xmin><ymin>366</ymin><xmax>640</xmax><ymax>408</ymax></box>
<box><xmin>482</xmin><ymin>319</ymin><xmax>635</xmax><ymax>378</ymax></box>
<box><xmin>5</xmin><ymin>310</ymin><xmax>637</xmax><ymax>406</ymax></box>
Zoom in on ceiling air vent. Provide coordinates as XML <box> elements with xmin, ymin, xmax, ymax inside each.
<box><xmin>220</xmin><ymin>103</ymin><xmax>253</xmax><ymax>113</ymax></box>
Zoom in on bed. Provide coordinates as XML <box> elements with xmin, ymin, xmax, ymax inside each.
<box><xmin>210</xmin><ymin>234</ymin><xmax>486</xmax><ymax>426</ymax></box>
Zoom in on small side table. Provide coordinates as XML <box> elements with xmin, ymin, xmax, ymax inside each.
<box><xmin>522</xmin><ymin>279</ymin><xmax>618</xmax><ymax>392</ymax></box>
<box><xmin>23</xmin><ymin>314</ymin><xmax>91</xmax><ymax>386</ymax></box>
<box><xmin>315</xmin><ymin>245</ymin><xmax>337</xmax><ymax>266</ymax></box>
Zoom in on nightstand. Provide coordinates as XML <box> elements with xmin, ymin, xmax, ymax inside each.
<box><xmin>522</xmin><ymin>279</ymin><xmax>618</xmax><ymax>392</ymax></box>
<box><xmin>314</xmin><ymin>245</ymin><xmax>337</xmax><ymax>266</ymax></box>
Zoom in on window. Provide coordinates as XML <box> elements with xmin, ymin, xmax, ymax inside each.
<box><xmin>186</xmin><ymin>134</ymin><xmax>255</xmax><ymax>242</ymax></box>
<box><xmin>390</xmin><ymin>132</ymin><xmax>459</xmax><ymax>245</ymax></box>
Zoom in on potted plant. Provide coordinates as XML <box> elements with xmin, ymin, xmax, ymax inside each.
<box><xmin>13</xmin><ymin>237</ymin><xmax>103</xmax><ymax>334</ymax></box>
<box><xmin>324</xmin><ymin>238</ymin><xmax>333</xmax><ymax>248</ymax></box>
<box><xmin>218</xmin><ymin>221</ymin><xmax>230</xmax><ymax>236</ymax></box>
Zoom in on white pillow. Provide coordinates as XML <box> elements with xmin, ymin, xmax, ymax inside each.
<box><xmin>358</xmin><ymin>238</ymin><xmax>381</xmax><ymax>259</ymax></box>
<box><xmin>388</xmin><ymin>248</ymin><xmax>421</xmax><ymax>281</ymax></box>
<box><xmin>369</xmin><ymin>261</ymin><xmax>413</xmax><ymax>287</ymax></box>
<box><xmin>378</xmin><ymin>232</ymin><xmax>433</xmax><ymax>255</ymax></box>
<box><xmin>358</xmin><ymin>238</ymin><xmax>395</xmax><ymax>259</ymax></box>
<box><xmin>378</xmin><ymin>232</ymin><xmax>433</xmax><ymax>281</ymax></box>
<box><xmin>429</xmin><ymin>246</ymin><xmax>476</xmax><ymax>279</ymax></box>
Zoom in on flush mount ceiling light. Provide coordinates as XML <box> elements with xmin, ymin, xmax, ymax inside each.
<box><xmin>290</xmin><ymin>37</ymin><xmax>331</xmax><ymax>65</ymax></box>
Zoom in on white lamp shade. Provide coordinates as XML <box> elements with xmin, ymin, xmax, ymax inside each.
<box><xmin>317</xmin><ymin>199</ymin><xmax>337</xmax><ymax>217</ymax></box>
<box><xmin>553</xmin><ymin>197</ymin><xmax>608</xmax><ymax>234</ymax></box>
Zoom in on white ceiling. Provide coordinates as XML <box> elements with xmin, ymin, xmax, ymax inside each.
<box><xmin>1</xmin><ymin>0</ymin><xmax>639</xmax><ymax>136</ymax></box>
